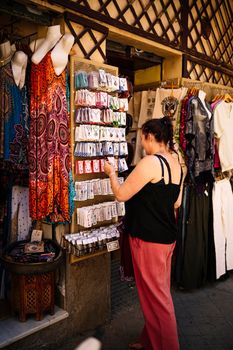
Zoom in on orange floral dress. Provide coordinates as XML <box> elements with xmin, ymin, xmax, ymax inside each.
<box><xmin>29</xmin><ymin>51</ymin><xmax>71</xmax><ymax>222</ymax></box>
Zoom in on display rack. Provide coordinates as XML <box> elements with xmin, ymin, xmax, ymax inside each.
<box><xmin>68</xmin><ymin>56</ymin><xmax>127</xmax><ymax>263</ymax></box>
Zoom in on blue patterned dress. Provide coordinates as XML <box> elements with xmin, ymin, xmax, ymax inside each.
<box><xmin>0</xmin><ymin>61</ymin><xmax>29</xmax><ymax>168</ymax></box>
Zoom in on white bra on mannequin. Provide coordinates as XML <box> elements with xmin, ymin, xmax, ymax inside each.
<box><xmin>30</xmin><ymin>25</ymin><xmax>74</xmax><ymax>75</ymax></box>
<box><xmin>11</xmin><ymin>51</ymin><xmax>28</xmax><ymax>89</ymax></box>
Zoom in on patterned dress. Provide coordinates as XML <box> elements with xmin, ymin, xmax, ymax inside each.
<box><xmin>29</xmin><ymin>51</ymin><xmax>71</xmax><ymax>222</ymax></box>
<box><xmin>0</xmin><ymin>61</ymin><xmax>29</xmax><ymax>168</ymax></box>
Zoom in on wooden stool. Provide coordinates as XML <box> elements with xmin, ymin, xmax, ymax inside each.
<box><xmin>11</xmin><ymin>271</ymin><xmax>55</xmax><ymax>322</ymax></box>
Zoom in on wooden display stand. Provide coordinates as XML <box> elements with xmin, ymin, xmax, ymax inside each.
<box><xmin>69</xmin><ymin>56</ymin><xmax>120</xmax><ymax>263</ymax></box>
<box><xmin>11</xmin><ymin>271</ymin><xmax>55</xmax><ymax>322</ymax></box>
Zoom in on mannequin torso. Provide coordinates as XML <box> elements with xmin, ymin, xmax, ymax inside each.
<box><xmin>0</xmin><ymin>41</ymin><xmax>13</xmax><ymax>66</ymax></box>
<box><xmin>51</xmin><ymin>33</ymin><xmax>74</xmax><ymax>75</ymax></box>
<box><xmin>29</xmin><ymin>38</ymin><xmax>44</xmax><ymax>53</ymax></box>
<box><xmin>11</xmin><ymin>51</ymin><xmax>28</xmax><ymax>88</ymax></box>
<box><xmin>30</xmin><ymin>25</ymin><xmax>74</xmax><ymax>75</ymax></box>
<box><xmin>30</xmin><ymin>25</ymin><xmax>62</xmax><ymax>65</ymax></box>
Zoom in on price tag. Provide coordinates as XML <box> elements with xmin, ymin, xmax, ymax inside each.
<box><xmin>31</xmin><ymin>230</ymin><xmax>43</xmax><ymax>242</ymax></box>
<box><xmin>106</xmin><ymin>240</ymin><xmax>119</xmax><ymax>252</ymax></box>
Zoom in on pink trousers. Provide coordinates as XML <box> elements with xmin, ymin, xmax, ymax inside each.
<box><xmin>129</xmin><ymin>236</ymin><xmax>180</xmax><ymax>350</ymax></box>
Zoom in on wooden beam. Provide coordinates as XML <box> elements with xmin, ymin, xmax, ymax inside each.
<box><xmin>64</xmin><ymin>11</ymin><xmax>108</xmax><ymax>34</ymax></box>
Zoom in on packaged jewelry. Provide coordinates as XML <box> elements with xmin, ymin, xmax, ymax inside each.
<box><xmin>88</xmin><ymin>71</ymin><xmax>99</xmax><ymax>89</ymax></box>
<box><xmin>75</xmin><ymin>108</ymin><xmax>81</xmax><ymax>123</ymax></box>
<box><xmin>119</xmin><ymin>142</ymin><xmax>128</xmax><ymax>156</ymax></box>
<box><xmin>112</xmin><ymin>75</ymin><xmax>120</xmax><ymax>91</ymax></box>
<box><xmin>98</xmin><ymin>69</ymin><xmax>107</xmax><ymax>87</ymax></box>
<box><xmin>96</xmin><ymin>92</ymin><xmax>108</xmax><ymax>108</ymax></box>
<box><xmin>96</xmin><ymin>180</ymin><xmax>102</xmax><ymax>195</ymax></box>
<box><xmin>81</xmin><ymin>182</ymin><xmax>88</xmax><ymax>201</ymax></box>
<box><xmin>99</xmin><ymin>126</ymin><xmax>107</xmax><ymax>141</ymax></box>
<box><xmin>92</xmin><ymin>159</ymin><xmax>100</xmax><ymax>173</ymax></box>
<box><xmin>100</xmin><ymin>159</ymin><xmax>105</xmax><ymax>172</ymax></box>
<box><xmin>119</xmin><ymin>128</ymin><xmax>126</xmax><ymax>141</ymax></box>
<box><xmin>120</xmin><ymin>112</ymin><xmax>127</xmax><ymax>126</ymax></box>
<box><xmin>106</xmin><ymin>73</ymin><xmax>113</xmax><ymax>91</ymax></box>
<box><xmin>103</xmin><ymin>142</ymin><xmax>113</xmax><ymax>155</ymax></box>
<box><xmin>96</xmin><ymin>142</ymin><xmax>103</xmax><ymax>156</ymax></box>
<box><xmin>75</xmin><ymin>181</ymin><xmax>87</xmax><ymax>201</ymax></box>
<box><xmin>74</xmin><ymin>90</ymin><xmax>82</xmax><ymax>106</ymax></box>
<box><xmin>75</xmin><ymin>160</ymin><xmax>84</xmax><ymax>174</ymax></box>
<box><xmin>101</xmin><ymin>179</ymin><xmax>109</xmax><ymax>195</ymax></box>
<box><xmin>84</xmin><ymin>160</ymin><xmax>93</xmax><ymax>174</ymax></box>
<box><xmin>75</xmin><ymin>126</ymin><xmax>81</xmax><ymax>141</ymax></box>
<box><xmin>86</xmin><ymin>90</ymin><xmax>96</xmax><ymax>106</ymax></box>
<box><xmin>113</xmin><ymin>112</ymin><xmax>120</xmax><ymax>124</ymax></box>
<box><xmin>110</xmin><ymin>127</ymin><xmax>115</xmax><ymax>141</ymax></box>
<box><xmin>119</xmin><ymin>77</ymin><xmax>128</xmax><ymax>92</ymax></box>
<box><xmin>92</xmin><ymin>179</ymin><xmax>100</xmax><ymax>196</ymax></box>
<box><xmin>113</xmin><ymin>142</ymin><xmax>120</xmax><ymax>156</ymax></box>
<box><xmin>87</xmin><ymin>181</ymin><xmax>94</xmax><ymax>199</ymax></box>
<box><xmin>91</xmin><ymin>109</ymin><xmax>101</xmax><ymax>123</ymax></box>
<box><xmin>118</xmin><ymin>158</ymin><xmax>128</xmax><ymax>172</ymax></box>
<box><xmin>74</xmin><ymin>142</ymin><xmax>80</xmax><ymax>157</ymax></box>
<box><xmin>75</xmin><ymin>71</ymin><xmax>88</xmax><ymax>89</ymax></box>
<box><xmin>107</xmin><ymin>179</ymin><xmax>113</xmax><ymax>194</ymax></box>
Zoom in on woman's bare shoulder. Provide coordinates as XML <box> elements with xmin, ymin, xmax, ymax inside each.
<box><xmin>136</xmin><ymin>155</ymin><xmax>160</xmax><ymax>169</ymax></box>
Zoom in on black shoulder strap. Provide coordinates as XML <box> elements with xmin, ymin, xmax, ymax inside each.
<box><xmin>155</xmin><ymin>154</ymin><xmax>172</xmax><ymax>184</ymax></box>
<box><xmin>154</xmin><ymin>154</ymin><xmax>164</xmax><ymax>179</ymax></box>
<box><xmin>179</xmin><ymin>166</ymin><xmax>183</xmax><ymax>186</ymax></box>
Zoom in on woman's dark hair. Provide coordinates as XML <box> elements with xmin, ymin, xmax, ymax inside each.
<box><xmin>141</xmin><ymin>116</ymin><xmax>175</xmax><ymax>152</ymax></box>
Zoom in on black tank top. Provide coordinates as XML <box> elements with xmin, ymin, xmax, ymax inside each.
<box><xmin>125</xmin><ymin>154</ymin><xmax>182</xmax><ymax>244</ymax></box>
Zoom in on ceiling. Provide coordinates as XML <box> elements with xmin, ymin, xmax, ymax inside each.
<box><xmin>106</xmin><ymin>40</ymin><xmax>163</xmax><ymax>80</ymax></box>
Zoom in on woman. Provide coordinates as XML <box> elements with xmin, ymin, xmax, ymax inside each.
<box><xmin>104</xmin><ymin>117</ymin><xmax>183</xmax><ymax>350</ymax></box>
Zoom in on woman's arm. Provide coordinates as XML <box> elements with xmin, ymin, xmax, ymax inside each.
<box><xmin>174</xmin><ymin>164</ymin><xmax>187</xmax><ymax>209</ymax></box>
<box><xmin>104</xmin><ymin>156</ymin><xmax>158</xmax><ymax>202</ymax></box>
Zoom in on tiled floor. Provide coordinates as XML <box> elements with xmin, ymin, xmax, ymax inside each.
<box><xmin>59</xmin><ymin>259</ymin><xmax>233</xmax><ymax>350</ymax></box>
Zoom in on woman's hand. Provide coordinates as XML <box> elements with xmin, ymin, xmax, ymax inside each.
<box><xmin>104</xmin><ymin>160</ymin><xmax>115</xmax><ymax>177</ymax></box>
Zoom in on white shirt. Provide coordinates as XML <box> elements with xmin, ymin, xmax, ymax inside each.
<box><xmin>214</xmin><ymin>101</ymin><xmax>233</xmax><ymax>172</ymax></box>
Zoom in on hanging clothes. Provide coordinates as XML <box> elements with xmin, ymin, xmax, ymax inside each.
<box><xmin>178</xmin><ymin>93</ymin><xmax>194</xmax><ymax>153</ymax></box>
<box><xmin>152</xmin><ymin>87</ymin><xmax>188</xmax><ymax>126</ymax></box>
<box><xmin>0</xmin><ymin>61</ymin><xmax>29</xmax><ymax>168</ymax></box>
<box><xmin>118</xmin><ymin>217</ymin><xmax>134</xmax><ymax>282</ymax></box>
<box><xmin>185</xmin><ymin>96</ymin><xmax>214</xmax><ymax>181</ymax></box>
<box><xmin>133</xmin><ymin>88</ymin><xmax>187</xmax><ymax>165</ymax></box>
<box><xmin>132</xmin><ymin>91</ymin><xmax>141</xmax><ymax>127</ymax></box>
<box><xmin>212</xmin><ymin>178</ymin><xmax>233</xmax><ymax>279</ymax></box>
<box><xmin>29</xmin><ymin>51</ymin><xmax>71</xmax><ymax>222</ymax></box>
<box><xmin>11</xmin><ymin>186</ymin><xmax>31</xmax><ymax>242</ymax></box>
<box><xmin>138</xmin><ymin>90</ymin><xmax>156</xmax><ymax>128</ymax></box>
<box><xmin>214</xmin><ymin>101</ymin><xmax>233</xmax><ymax>172</ymax></box>
<box><xmin>179</xmin><ymin>183</ymin><xmax>214</xmax><ymax>289</ymax></box>
<box><xmin>211</xmin><ymin>100</ymin><xmax>222</xmax><ymax>170</ymax></box>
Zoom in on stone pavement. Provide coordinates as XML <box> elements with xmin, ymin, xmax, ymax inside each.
<box><xmin>59</xmin><ymin>258</ymin><xmax>233</xmax><ymax>350</ymax></box>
